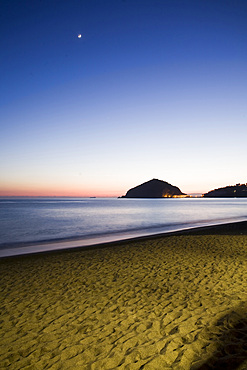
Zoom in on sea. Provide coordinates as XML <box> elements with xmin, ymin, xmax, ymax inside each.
<box><xmin>0</xmin><ymin>197</ymin><xmax>247</xmax><ymax>257</ymax></box>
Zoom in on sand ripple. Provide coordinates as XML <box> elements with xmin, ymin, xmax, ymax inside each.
<box><xmin>1</xmin><ymin>234</ymin><xmax>247</xmax><ymax>369</ymax></box>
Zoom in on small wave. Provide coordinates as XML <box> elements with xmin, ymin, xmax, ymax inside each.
<box><xmin>1</xmin><ymin>216</ymin><xmax>246</xmax><ymax>258</ymax></box>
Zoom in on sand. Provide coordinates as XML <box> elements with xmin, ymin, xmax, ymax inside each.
<box><xmin>0</xmin><ymin>222</ymin><xmax>247</xmax><ymax>369</ymax></box>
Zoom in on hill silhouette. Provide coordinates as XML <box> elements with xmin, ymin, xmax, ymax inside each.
<box><xmin>203</xmin><ymin>184</ymin><xmax>247</xmax><ymax>197</ymax></box>
<box><xmin>121</xmin><ymin>179</ymin><xmax>186</xmax><ymax>198</ymax></box>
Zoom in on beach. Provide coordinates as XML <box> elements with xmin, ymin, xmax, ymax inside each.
<box><xmin>0</xmin><ymin>222</ymin><xmax>247</xmax><ymax>369</ymax></box>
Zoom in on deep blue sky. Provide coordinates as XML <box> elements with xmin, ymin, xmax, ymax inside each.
<box><xmin>1</xmin><ymin>0</ymin><xmax>247</xmax><ymax>196</ymax></box>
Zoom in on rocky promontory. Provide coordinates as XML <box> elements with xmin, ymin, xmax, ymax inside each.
<box><xmin>121</xmin><ymin>179</ymin><xmax>186</xmax><ymax>198</ymax></box>
<box><xmin>203</xmin><ymin>183</ymin><xmax>247</xmax><ymax>197</ymax></box>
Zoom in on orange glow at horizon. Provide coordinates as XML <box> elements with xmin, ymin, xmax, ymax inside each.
<box><xmin>0</xmin><ymin>184</ymin><xmax>125</xmax><ymax>198</ymax></box>
<box><xmin>0</xmin><ymin>181</ymin><xmax>209</xmax><ymax>198</ymax></box>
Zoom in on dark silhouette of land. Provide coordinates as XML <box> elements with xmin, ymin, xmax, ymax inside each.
<box><xmin>121</xmin><ymin>178</ymin><xmax>186</xmax><ymax>198</ymax></box>
<box><xmin>203</xmin><ymin>184</ymin><xmax>247</xmax><ymax>198</ymax></box>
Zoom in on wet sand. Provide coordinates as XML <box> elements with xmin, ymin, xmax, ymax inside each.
<box><xmin>0</xmin><ymin>222</ymin><xmax>247</xmax><ymax>369</ymax></box>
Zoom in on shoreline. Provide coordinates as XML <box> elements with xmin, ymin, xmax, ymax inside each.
<box><xmin>1</xmin><ymin>219</ymin><xmax>247</xmax><ymax>259</ymax></box>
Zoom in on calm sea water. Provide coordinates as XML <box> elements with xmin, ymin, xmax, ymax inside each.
<box><xmin>0</xmin><ymin>197</ymin><xmax>246</xmax><ymax>257</ymax></box>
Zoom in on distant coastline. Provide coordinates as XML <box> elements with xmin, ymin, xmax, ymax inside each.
<box><xmin>121</xmin><ymin>179</ymin><xmax>247</xmax><ymax>199</ymax></box>
<box><xmin>203</xmin><ymin>183</ymin><xmax>247</xmax><ymax>198</ymax></box>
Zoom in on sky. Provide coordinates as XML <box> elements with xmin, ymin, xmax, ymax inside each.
<box><xmin>1</xmin><ymin>0</ymin><xmax>247</xmax><ymax>197</ymax></box>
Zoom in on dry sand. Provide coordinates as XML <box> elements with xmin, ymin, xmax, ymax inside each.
<box><xmin>0</xmin><ymin>222</ymin><xmax>247</xmax><ymax>369</ymax></box>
